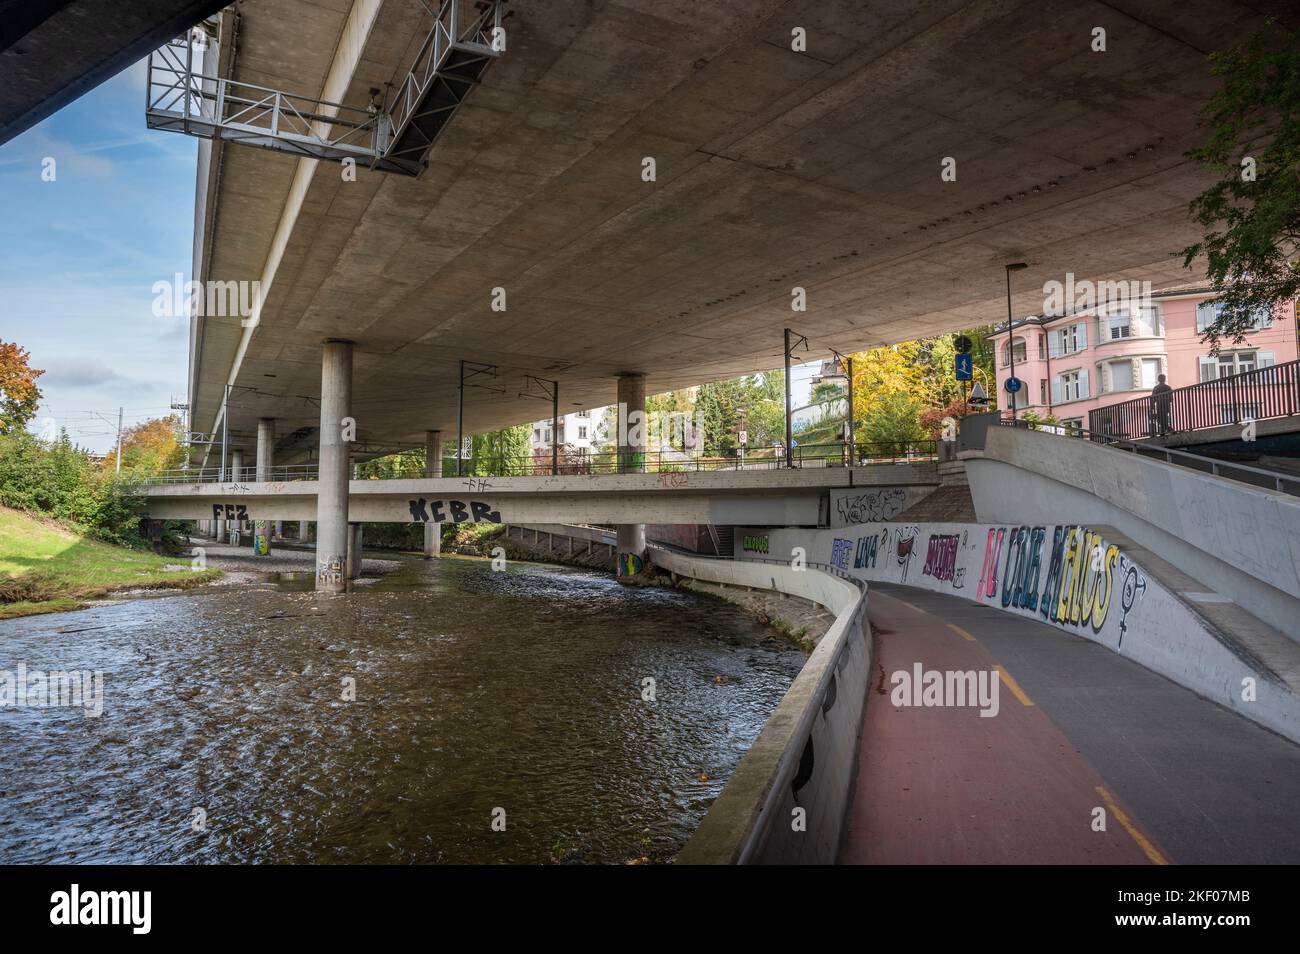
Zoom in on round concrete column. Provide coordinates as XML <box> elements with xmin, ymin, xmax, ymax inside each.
<box><xmin>254</xmin><ymin>418</ymin><xmax>275</xmax><ymax>555</ymax></box>
<box><xmin>616</xmin><ymin>373</ymin><xmax>648</xmax><ymax>579</ymax></box>
<box><xmin>316</xmin><ymin>340</ymin><xmax>353</xmax><ymax>592</ymax></box>
<box><xmin>424</xmin><ymin>430</ymin><xmax>443</xmax><ymax>558</ymax></box>
<box><xmin>346</xmin><ymin>522</ymin><xmax>363</xmax><ymax>579</ymax></box>
<box><xmin>230</xmin><ymin>447</ymin><xmax>244</xmax><ymax>540</ymax></box>
<box><xmin>299</xmin><ymin>520</ymin><xmax>310</xmax><ymax>542</ymax></box>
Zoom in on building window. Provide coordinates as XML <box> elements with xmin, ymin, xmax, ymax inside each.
<box><xmin>1002</xmin><ymin>338</ymin><xmax>1027</xmax><ymax>367</ymax></box>
<box><xmin>1038</xmin><ymin>334</ymin><xmax>1047</xmax><ymax>360</ymax></box>
<box><xmin>544</xmin><ymin>429</ymin><xmax>552</xmax><ymax>443</ymax></box>
<box><xmin>576</xmin><ymin>410</ymin><xmax>589</xmax><ymax>418</ymax></box>
<box><xmin>1052</xmin><ymin>368</ymin><xmax>1089</xmax><ymax>403</ymax></box>
<box><xmin>1196</xmin><ymin>301</ymin><xmax>1272</xmax><ymax>332</ymax></box>
<box><xmin>1108</xmin><ymin>359</ymin><xmax>1133</xmax><ymax>392</ymax></box>
<box><xmin>1051</xmin><ymin>322</ymin><xmax>1087</xmax><ymax>357</ymax></box>
<box><xmin>533</xmin><ymin>428</ymin><xmax>541</xmax><ymax>442</ymax></box>
<box><xmin>1040</xmin><ymin>379</ymin><xmax>1048</xmax><ymax>405</ymax></box>
<box><xmin>1108</xmin><ymin>315</ymin><xmax>1130</xmax><ymax>339</ymax></box>
<box><xmin>578</xmin><ymin>426</ymin><xmax>587</xmax><ymax>440</ymax></box>
<box><xmin>1200</xmin><ymin>350</ymin><xmax>1273</xmax><ymax>381</ymax></box>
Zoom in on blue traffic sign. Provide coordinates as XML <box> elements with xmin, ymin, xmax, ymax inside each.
<box><xmin>1004</xmin><ymin>376</ymin><xmax>1023</xmax><ymax>394</ymax></box>
<box><xmin>955</xmin><ymin>353</ymin><xmax>972</xmax><ymax>380</ymax></box>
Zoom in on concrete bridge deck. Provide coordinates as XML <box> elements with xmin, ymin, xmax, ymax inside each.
<box><xmin>139</xmin><ymin>462</ymin><xmax>940</xmax><ymax>526</ymax></box>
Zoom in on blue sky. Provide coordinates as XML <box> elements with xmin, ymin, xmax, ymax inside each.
<box><xmin>0</xmin><ymin>57</ymin><xmax>197</xmax><ymax>453</ymax></box>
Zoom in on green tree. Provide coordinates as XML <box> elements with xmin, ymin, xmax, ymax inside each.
<box><xmin>1182</xmin><ymin>19</ymin><xmax>1300</xmax><ymax>351</ymax></box>
<box><xmin>861</xmin><ymin>392</ymin><xmax>926</xmax><ymax>446</ymax></box>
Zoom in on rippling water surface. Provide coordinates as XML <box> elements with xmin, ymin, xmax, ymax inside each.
<box><xmin>0</xmin><ymin>557</ymin><xmax>804</xmax><ymax>863</ymax></box>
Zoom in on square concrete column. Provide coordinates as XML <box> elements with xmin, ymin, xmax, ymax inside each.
<box><xmin>616</xmin><ymin>373</ymin><xmax>647</xmax><ymax>579</ymax></box>
<box><xmin>254</xmin><ymin>418</ymin><xmax>275</xmax><ymax>555</ymax></box>
<box><xmin>424</xmin><ymin>430</ymin><xmax>443</xmax><ymax>558</ymax></box>
<box><xmin>316</xmin><ymin>340</ymin><xmax>353</xmax><ymax>592</ymax></box>
<box><xmin>299</xmin><ymin>520</ymin><xmax>310</xmax><ymax>542</ymax></box>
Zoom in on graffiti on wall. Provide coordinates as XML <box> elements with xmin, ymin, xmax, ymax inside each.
<box><xmin>618</xmin><ymin>552</ymin><xmax>645</xmax><ymax>577</ymax></box>
<box><xmin>922</xmin><ymin>533</ymin><xmax>961</xmax><ymax>583</ymax></box>
<box><xmin>1000</xmin><ymin>526</ymin><xmax>1045</xmax><ymax>611</ymax></box>
<box><xmin>854</xmin><ymin>529</ymin><xmax>888</xmax><ymax>570</ymax></box>
<box><xmin>212</xmin><ymin>503</ymin><xmax>249</xmax><ymax>522</ymax></box>
<box><xmin>836</xmin><ymin>488</ymin><xmax>907</xmax><ymax>525</ymax></box>
<box><xmin>742</xmin><ymin>534</ymin><xmax>770</xmax><ymax>554</ymax></box>
<box><xmin>895</xmin><ymin>526</ymin><xmax>920</xmax><ymax>582</ymax></box>
<box><xmin>1116</xmin><ymin>553</ymin><xmax>1148</xmax><ymax>647</ymax></box>
<box><xmin>831</xmin><ymin>538</ymin><xmax>853</xmax><ymax>570</ymax></box>
<box><xmin>407</xmin><ymin>499</ymin><xmax>502</xmax><ymax>524</ymax></box>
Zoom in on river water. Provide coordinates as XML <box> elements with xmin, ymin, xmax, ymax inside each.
<box><xmin>0</xmin><ymin>557</ymin><xmax>805</xmax><ymax>863</ymax></box>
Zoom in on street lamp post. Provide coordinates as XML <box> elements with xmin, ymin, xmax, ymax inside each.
<box><xmin>1004</xmin><ymin>263</ymin><xmax>1028</xmax><ymax>420</ymax></box>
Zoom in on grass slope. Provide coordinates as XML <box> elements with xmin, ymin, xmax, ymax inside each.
<box><xmin>0</xmin><ymin>507</ymin><xmax>219</xmax><ymax>619</ymax></box>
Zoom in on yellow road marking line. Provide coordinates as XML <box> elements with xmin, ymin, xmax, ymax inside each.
<box><xmin>947</xmin><ymin>623</ymin><xmax>977</xmax><ymax>642</ymax></box>
<box><xmin>993</xmin><ymin>664</ymin><xmax>1035</xmax><ymax>707</ymax></box>
<box><xmin>892</xmin><ymin>597</ymin><xmax>924</xmax><ymax>614</ymax></box>
<box><xmin>1096</xmin><ymin>785</ymin><xmax>1169</xmax><ymax>865</ymax></box>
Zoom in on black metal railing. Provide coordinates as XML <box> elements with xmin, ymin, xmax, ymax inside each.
<box><xmin>1088</xmin><ymin>358</ymin><xmax>1300</xmax><ymax>440</ymax></box>
<box><xmin>143</xmin><ymin>441</ymin><xmax>938</xmax><ymax>485</ymax></box>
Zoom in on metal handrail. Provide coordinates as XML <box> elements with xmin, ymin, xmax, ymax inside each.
<box><xmin>999</xmin><ymin>418</ymin><xmax>1300</xmax><ymax>496</ymax></box>
<box><xmin>1088</xmin><ymin>357</ymin><xmax>1300</xmax><ymax>440</ymax></box>
<box><xmin>140</xmin><ymin>441</ymin><xmax>938</xmax><ymax>485</ymax></box>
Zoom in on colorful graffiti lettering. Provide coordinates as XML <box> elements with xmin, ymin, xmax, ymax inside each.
<box><xmin>830</xmin><ymin>538</ymin><xmax>853</xmax><ymax>570</ymax></box>
<box><xmin>617</xmin><ymin>552</ymin><xmax>645</xmax><ymax>577</ymax></box>
<box><xmin>922</xmin><ymin>533</ymin><xmax>960</xmax><ymax>583</ymax></box>
<box><xmin>1039</xmin><ymin>526</ymin><xmax>1119</xmax><ymax>632</ymax></box>
<box><xmin>978</xmin><ymin>527</ymin><xmax>1005</xmax><ymax>598</ymax></box>
<box><xmin>742</xmin><ymin>535</ymin><xmax>770</xmax><ymax>554</ymax></box>
<box><xmin>1000</xmin><ymin>526</ymin><xmax>1045</xmax><ymax>611</ymax></box>
<box><xmin>854</xmin><ymin>530</ymin><xmax>886</xmax><ymax>569</ymax></box>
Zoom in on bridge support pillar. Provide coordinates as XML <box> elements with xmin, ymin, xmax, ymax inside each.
<box><xmin>255</xmin><ymin>418</ymin><xmax>275</xmax><ymax>555</ymax></box>
<box><xmin>299</xmin><ymin>521</ymin><xmax>310</xmax><ymax>543</ymax></box>
<box><xmin>346</xmin><ymin>522</ymin><xmax>363</xmax><ymax>579</ymax></box>
<box><xmin>424</xmin><ymin>430</ymin><xmax>443</xmax><ymax>558</ymax></box>
<box><xmin>229</xmin><ymin>449</ymin><xmax>244</xmax><ymax>543</ymax></box>
<box><xmin>616</xmin><ymin>372</ymin><xmax>648</xmax><ymax>580</ymax></box>
<box><xmin>316</xmin><ymin>340</ymin><xmax>353</xmax><ymax>592</ymax></box>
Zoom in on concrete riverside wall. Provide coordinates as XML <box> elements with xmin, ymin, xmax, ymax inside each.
<box><xmin>657</xmin><ymin>549</ymin><xmax>870</xmax><ymax>865</ymax></box>
<box><xmin>740</xmin><ymin>522</ymin><xmax>1300</xmax><ymax>743</ymax></box>
<box><xmin>968</xmin><ymin>425</ymin><xmax>1300</xmax><ymax>639</ymax></box>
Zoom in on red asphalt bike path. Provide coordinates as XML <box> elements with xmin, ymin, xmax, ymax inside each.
<box><xmin>839</xmin><ymin>590</ymin><xmax>1164</xmax><ymax>865</ymax></box>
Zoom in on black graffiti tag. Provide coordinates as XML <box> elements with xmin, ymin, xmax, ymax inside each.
<box><xmin>211</xmin><ymin>504</ymin><xmax>249</xmax><ymax>521</ymax></box>
<box><xmin>407</xmin><ymin>499</ymin><xmax>501</xmax><ymax>525</ymax></box>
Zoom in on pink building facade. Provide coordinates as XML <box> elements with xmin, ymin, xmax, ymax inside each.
<box><xmin>988</xmin><ymin>287</ymin><xmax>1298</xmax><ymax>431</ymax></box>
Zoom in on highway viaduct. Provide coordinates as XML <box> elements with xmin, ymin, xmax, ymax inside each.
<box><xmin>87</xmin><ymin>0</ymin><xmax>1290</xmax><ymax>590</ymax></box>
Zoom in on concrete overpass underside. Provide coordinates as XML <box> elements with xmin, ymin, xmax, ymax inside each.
<box><xmin>188</xmin><ymin>0</ymin><xmax>1299</xmax><ymax>465</ymax></box>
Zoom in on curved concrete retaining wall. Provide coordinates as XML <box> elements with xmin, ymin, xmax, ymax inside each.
<box><xmin>968</xmin><ymin>425</ymin><xmax>1300</xmax><ymax>639</ymax></box>
<box><xmin>653</xmin><ymin>548</ymin><xmax>870</xmax><ymax>865</ymax></box>
<box><xmin>742</xmin><ymin>522</ymin><xmax>1300</xmax><ymax>743</ymax></box>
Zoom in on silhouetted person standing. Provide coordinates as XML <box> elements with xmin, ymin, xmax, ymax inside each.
<box><xmin>1151</xmin><ymin>374</ymin><xmax>1173</xmax><ymax>437</ymax></box>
